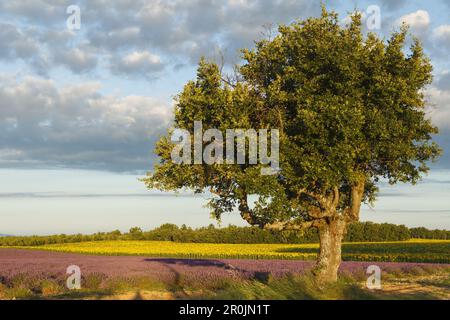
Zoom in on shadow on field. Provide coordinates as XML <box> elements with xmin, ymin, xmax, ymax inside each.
<box><xmin>144</xmin><ymin>258</ymin><xmax>237</xmax><ymax>270</ymax></box>
<box><xmin>149</xmin><ymin>260</ymin><xmax>186</xmax><ymax>296</ymax></box>
<box><xmin>143</xmin><ymin>258</ymin><xmax>272</xmax><ymax>286</ymax></box>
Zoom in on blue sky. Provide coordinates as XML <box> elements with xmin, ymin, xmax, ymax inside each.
<box><xmin>0</xmin><ymin>0</ymin><xmax>449</xmax><ymax>235</ymax></box>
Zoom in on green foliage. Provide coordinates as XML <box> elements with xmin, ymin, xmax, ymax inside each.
<box><xmin>410</xmin><ymin>227</ymin><xmax>450</xmax><ymax>240</ymax></box>
<box><xmin>128</xmin><ymin>227</ymin><xmax>144</xmax><ymax>240</ymax></box>
<box><xmin>345</xmin><ymin>222</ymin><xmax>411</xmax><ymax>242</ymax></box>
<box><xmin>208</xmin><ymin>274</ymin><xmax>374</xmax><ymax>300</ymax></box>
<box><xmin>2</xmin><ymin>222</ymin><xmax>448</xmax><ymax>247</ymax></box>
<box><xmin>207</xmin><ymin>271</ymin><xmax>450</xmax><ymax>300</ymax></box>
<box><xmin>143</xmin><ymin>7</ymin><xmax>441</xmax><ymax>229</ymax></box>
<box><xmin>2</xmin><ymin>270</ymin><xmax>448</xmax><ymax>300</ymax></box>
<box><xmin>142</xmin><ymin>222</ymin><xmax>413</xmax><ymax>243</ymax></box>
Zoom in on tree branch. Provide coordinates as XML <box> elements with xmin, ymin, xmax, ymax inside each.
<box><xmin>297</xmin><ymin>188</ymin><xmax>329</xmax><ymax>209</ymax></box>
<box><xmin>344</xmin><ymin>177</ymin><xmax>365</xmax><ymax>222</ymax></box>
<box><xmin>264</xmin><ymin>219</ymin><xmax>317</xmax><ymax>231</ymax></box>
<box><xmin>238</xmin><ymin>192</ymin><xmax>263</xmax><ymax>227</ymax></box>
<box><xmin>332</xmin><ymin>186</ymin><xmax>340</xmax><ymax>208</ymax></box>
<box><xmin>221</xmin><ymin>77</ymin><xmax>236</xmax><ymax>88</ymax></box>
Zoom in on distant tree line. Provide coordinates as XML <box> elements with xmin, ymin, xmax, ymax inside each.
<box><xmin>0</xmin><ymin>222</ymin><xmax>449</xmax><ymax>247</ymax></box>
<box><xmin>409</xmin><ymin>227</ymin><xmax>450</xmax><ymax>240</ymax></box>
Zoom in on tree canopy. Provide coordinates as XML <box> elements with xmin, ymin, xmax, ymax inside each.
<box><xmin>144</xmin><ymin>8</ymin><xmax>441</xmax><ymax>283</ymax></box>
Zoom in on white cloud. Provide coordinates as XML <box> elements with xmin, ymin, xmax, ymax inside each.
<box><xmin>123</xmin><ymin>51</ymin><xmax>161</xmax><ymax>66</ymax></box>
<box><xmin>112</xmin><ymin>51</ymin><xmax>164</xmax><ymax>78</ymax></box>
<box><xmin>0</xmin><ymin>75</ymin><xmax>172</xmax><ymax>171</ymax></box>
<box><xmin>426</xmin><ymin>86</ymin><xmax>450</xmax><ymax>130</ymax></box>
<box><xmin>433</xmin><ymin>25</ymin><xmax>450</xmax><ymax>42</ymax></box>
<box><xmin>397</xmin><ymin>10</ymin><xmax>430</xmax><ymax>31</ymax></box>
<box><xmin>0</xmin><ymin>0</ymin><xmax>319</xmax><ymax>75</ymax></box>
<box><xmin>54</xmin><ymin>48</ymin><xmax>98</xmax><ymax>73</ymax></box>
<box><xmin>0</xmin><ymin>23</ymin><xmax>39</xmax><ymax>60</ymax></box>
<box><xmin>0</xmin><ymin>0</ymin><xmax>70</xmax><ymax>24</ymax></box>
<box><xmin>0</xmin><ymin>0</ymin><xmax>449</xmax><ymax>171</ymax></box>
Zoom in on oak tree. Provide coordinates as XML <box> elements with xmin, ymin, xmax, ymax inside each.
<box><xmin>144</xmin><ymin>8</ymin><xmax>441</xmax><ymax>284</ymax></box>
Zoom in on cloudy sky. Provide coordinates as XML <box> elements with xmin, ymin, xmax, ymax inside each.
<box><xmin>0</xmin><ymin>0</ymin><xmax>449</xmax><ymax>235</ymax></box>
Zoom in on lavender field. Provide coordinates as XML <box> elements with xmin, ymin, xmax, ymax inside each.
<box><xmin>0</xmin><ymin>248</ymin><xmax>449</xmax><ymax>300</ymax></box>
<box><xmin>2</xmin><ymin>248</ymin><xmax>447</xmax><ymax>280</ymax></box>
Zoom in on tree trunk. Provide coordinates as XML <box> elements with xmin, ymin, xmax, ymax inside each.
<box><xmin>313</xmin><ymin>218</ymin><xmax>346</xmax><ymax>285</ymax></box>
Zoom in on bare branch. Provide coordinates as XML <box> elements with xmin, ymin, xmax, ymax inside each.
<box><xmin>221</xmin><ymin>77</ymin><xmax>236</xmax><ymax>88</ymax></box>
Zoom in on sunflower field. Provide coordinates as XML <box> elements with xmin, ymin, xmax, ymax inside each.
<box><xmin>11</xmin><ymin>239</ymin><xmax>450</xmax><ymax>263</ymax></box>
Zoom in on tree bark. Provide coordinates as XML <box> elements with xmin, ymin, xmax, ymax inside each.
<box><xmin>313</xmin><ymin>218</ymin><xmax>346</xmax><ymax>285</ymax></box>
